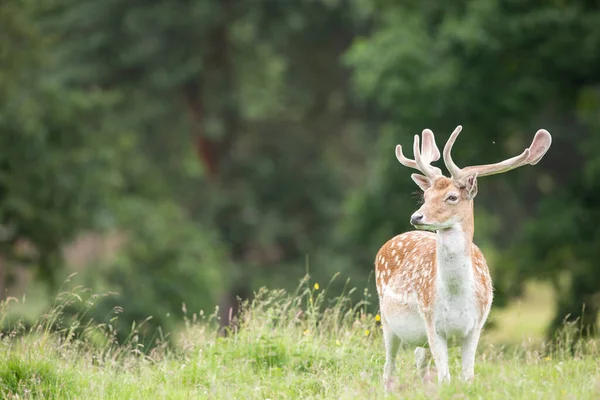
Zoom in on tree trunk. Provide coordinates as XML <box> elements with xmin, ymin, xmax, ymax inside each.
<box><xmin>182</xmin><ymin>0</ymin><xmax>250</xmax><ymax>335</ymax></box>
<box><xmin>217</xmin><ymin>283</ymin><xmax>253</xmax><ymax>336</ymax></box>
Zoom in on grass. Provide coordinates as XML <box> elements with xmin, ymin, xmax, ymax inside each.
<box><xmin>0</xmin><ymin>276</ymin><xmax>599</xmax><ymax>399</ymax></box>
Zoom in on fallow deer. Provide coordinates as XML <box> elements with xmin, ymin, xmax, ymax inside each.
<box><xmin>375</xmin><ymin>125</ymin><xmax>552</xmax><ymax>388</ymax></box>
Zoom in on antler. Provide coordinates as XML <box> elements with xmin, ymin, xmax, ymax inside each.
<box><xmin>395</xmin><ymin>129</ymin><xmax>443</xmax><ymax>179</ymax></box>
<box><xmin>443</xmin><ymin>125</ymin><xmax>552</xmax><ymax>181</ymax></box>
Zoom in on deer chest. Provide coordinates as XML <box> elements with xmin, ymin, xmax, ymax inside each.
<box><xmin>432</xmin><ymin>292</ymin><xmax>479</xmax><ymax>340</ymax></box>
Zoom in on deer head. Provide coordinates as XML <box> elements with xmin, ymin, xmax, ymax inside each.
<box><xmin>395</xmin><ymin>126</ymin><xmax>552</xmax><ymax>232</ymax></box>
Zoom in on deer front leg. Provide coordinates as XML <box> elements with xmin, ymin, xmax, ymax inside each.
<box><xmin>460</xmin><ymin>325</ymin><xmax>482</xmax><ymax>382</ymax></box>
<box><xmin>381</xmin><ymin>318</ymin><xmax>401</xmax><ymax>392</ymax></box>
<box><xmin>425</xmin><ymin>322</ymin><xmax>450</xmax><ymax>383</ymax></box>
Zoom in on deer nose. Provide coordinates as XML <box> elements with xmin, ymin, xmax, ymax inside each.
<box><xmin>410</xmin><ymin>213</ymin><xmax>424</xmax><ymax>225</ymax></box>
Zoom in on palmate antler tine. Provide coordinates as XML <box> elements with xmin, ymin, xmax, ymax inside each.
<box><xmin>442</xmin><ymin>125</ymin><xmax>463</xmax><ymax>178</ymax></box>
<box><xmin>395</xmin><ymin>129</ymin><xmax>443</xmax><ymax>179</ymax></box>
<box><xmin>443</xmin><ymin>126</ymin><xmax>552</xmax><ymax>180</ymax></box>
<box><xmin>524</xmin><ymin>129</ymin><xmax>552</xmax><ymax>165</ymax></box>
<box><xmin>395</xmin><ymin>144</ymin><xmax>419</xmax><ymax>170</ymax></box>
<box><xmin>459</xmin><ymin>149</ymin><xmax>530</xmax><ymax>177</ymax></box>
<box><xmin>421</xmin><ymin>129</ymin><xmax>441</xmax><ymax>162</ymax></box>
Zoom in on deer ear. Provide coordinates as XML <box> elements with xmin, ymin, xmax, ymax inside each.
<box><xmin>465</xmin><ymin>173</ymin><xmax>478</xmax><ymax>200</ymax></box>
<box><xmin>411</xmin><ymin>173</ymin><xmax>432</xmax><ymax>192</ymax></box>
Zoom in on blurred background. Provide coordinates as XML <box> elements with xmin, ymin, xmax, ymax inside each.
<box><xmin>1</xmin><ymin>0</ymin><xmax>599</xmax><ymax>345</ymax></box>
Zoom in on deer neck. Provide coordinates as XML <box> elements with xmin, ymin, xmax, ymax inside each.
<box><xmin>435</xmin><ymin>210</ymin><xmax>475</xmax><ymax>296</ymax></box>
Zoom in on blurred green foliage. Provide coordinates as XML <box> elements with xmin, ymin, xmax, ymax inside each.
<box><xmin>0</xmin><ymin>0</ymin><xmax>129</xmax><ymax>288</ymax></box>
<box><xmin>76</xmin><ymin>198</ymin><xmax>228</xmax><ymax>343</ymax></box>
<box><xmin>1</xmin><ymin>0</ymin><xmax>600</xmax><ymax>341</ymax></box>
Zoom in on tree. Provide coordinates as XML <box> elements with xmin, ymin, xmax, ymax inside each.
<box><xmin>47</xmin><ymin>0</ymin><xmax>371</xmax><ymax>330</ymax></box>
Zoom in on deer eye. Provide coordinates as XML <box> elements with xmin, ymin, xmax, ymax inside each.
<box><xmin>446</xmin><ymin>194</ymin><xmax>459</xmax><ymax>203</ymax></box>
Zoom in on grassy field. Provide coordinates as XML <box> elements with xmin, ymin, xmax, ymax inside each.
<box><xmin>0</xmin><ymin>278</ymin><xmax>598</xmax><ymax>399</ymax></box>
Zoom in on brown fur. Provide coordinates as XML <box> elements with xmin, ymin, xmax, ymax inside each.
<box><xmin>432</xmin><ymin>177</ymin><xmax>452</xmax><ymax>191</ymax></box>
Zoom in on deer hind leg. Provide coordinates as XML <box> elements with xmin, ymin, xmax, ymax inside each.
<box><xmin>414</xmin><ymin>346</ymin><xmax>431</xmax><ymax>381</ymax></box>
<box><xmin>382</xmin><ymin>318</ymin><xmax>401</xmax><ymax>392</ymax></box>
<box><xmin>460</xmin><ymin>325</ymin><xmax>482</xmax><ymax>382</ymax></box>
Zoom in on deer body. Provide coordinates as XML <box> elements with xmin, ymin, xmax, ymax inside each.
<box><xmin>376</xmin><ymin>126</ymin><xmax>551</xmax><ymax>389</ymax></box>
<box><xmin>377</xmin><ymin>228</ymin><xmax>492</xmax><ymax>384</ymax></box>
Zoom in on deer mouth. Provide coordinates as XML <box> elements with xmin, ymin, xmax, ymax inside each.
<box><xmin>411</xmin><ymin>220</ymin><xmax>436</xmax><ymax>231</ymax></box>
<box><xmin>411</xmin><ymin>221</ymin><xmax>454</xmax><ymax>232</ymax></box>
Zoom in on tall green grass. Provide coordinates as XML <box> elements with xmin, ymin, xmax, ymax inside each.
<box><xmin>0</xmin><ymin>275</ymin><xmax>599</xmax><ymax>399</ymax></box>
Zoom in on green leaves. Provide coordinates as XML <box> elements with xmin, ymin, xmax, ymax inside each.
<box><xmin>0</xmin><ymin>0</ymin><xmax>133</xmax><ymax>287</ymax></box>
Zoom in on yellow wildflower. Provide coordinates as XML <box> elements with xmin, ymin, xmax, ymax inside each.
<box><xmin>314</xmin><ymin>283</ymin><xmax>319</xmax><ymax>290</ymax></box>
<box><xmin>375</xmin><ymin>314</ymin><xmax>381</xmax><ymax>322</ymax></box>
<box><xmin>545</xmin><ymin>356</ymin><xmax>551</xmax><ymax>361</ymax></box>
<box><xmin>336</xmin><ymin>340</ymin><xmax>341</xmax><ymax>346</ymax></box>
<box><xmin>364</xmin><ymin>329</ymin><xmax>370</xmax><ymax>336</ymax></box>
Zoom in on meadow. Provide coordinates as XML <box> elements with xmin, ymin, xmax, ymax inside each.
<box><xmin>0</xmin><ymin>277</ymin><xmax>598</xmax><ymax>400</ymax></box>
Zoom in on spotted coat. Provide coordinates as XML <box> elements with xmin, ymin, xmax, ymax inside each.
<box><xmin>375</xmin><ymin>230</ymin><xmax>492</xmax><ymax>322</ymax></box>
